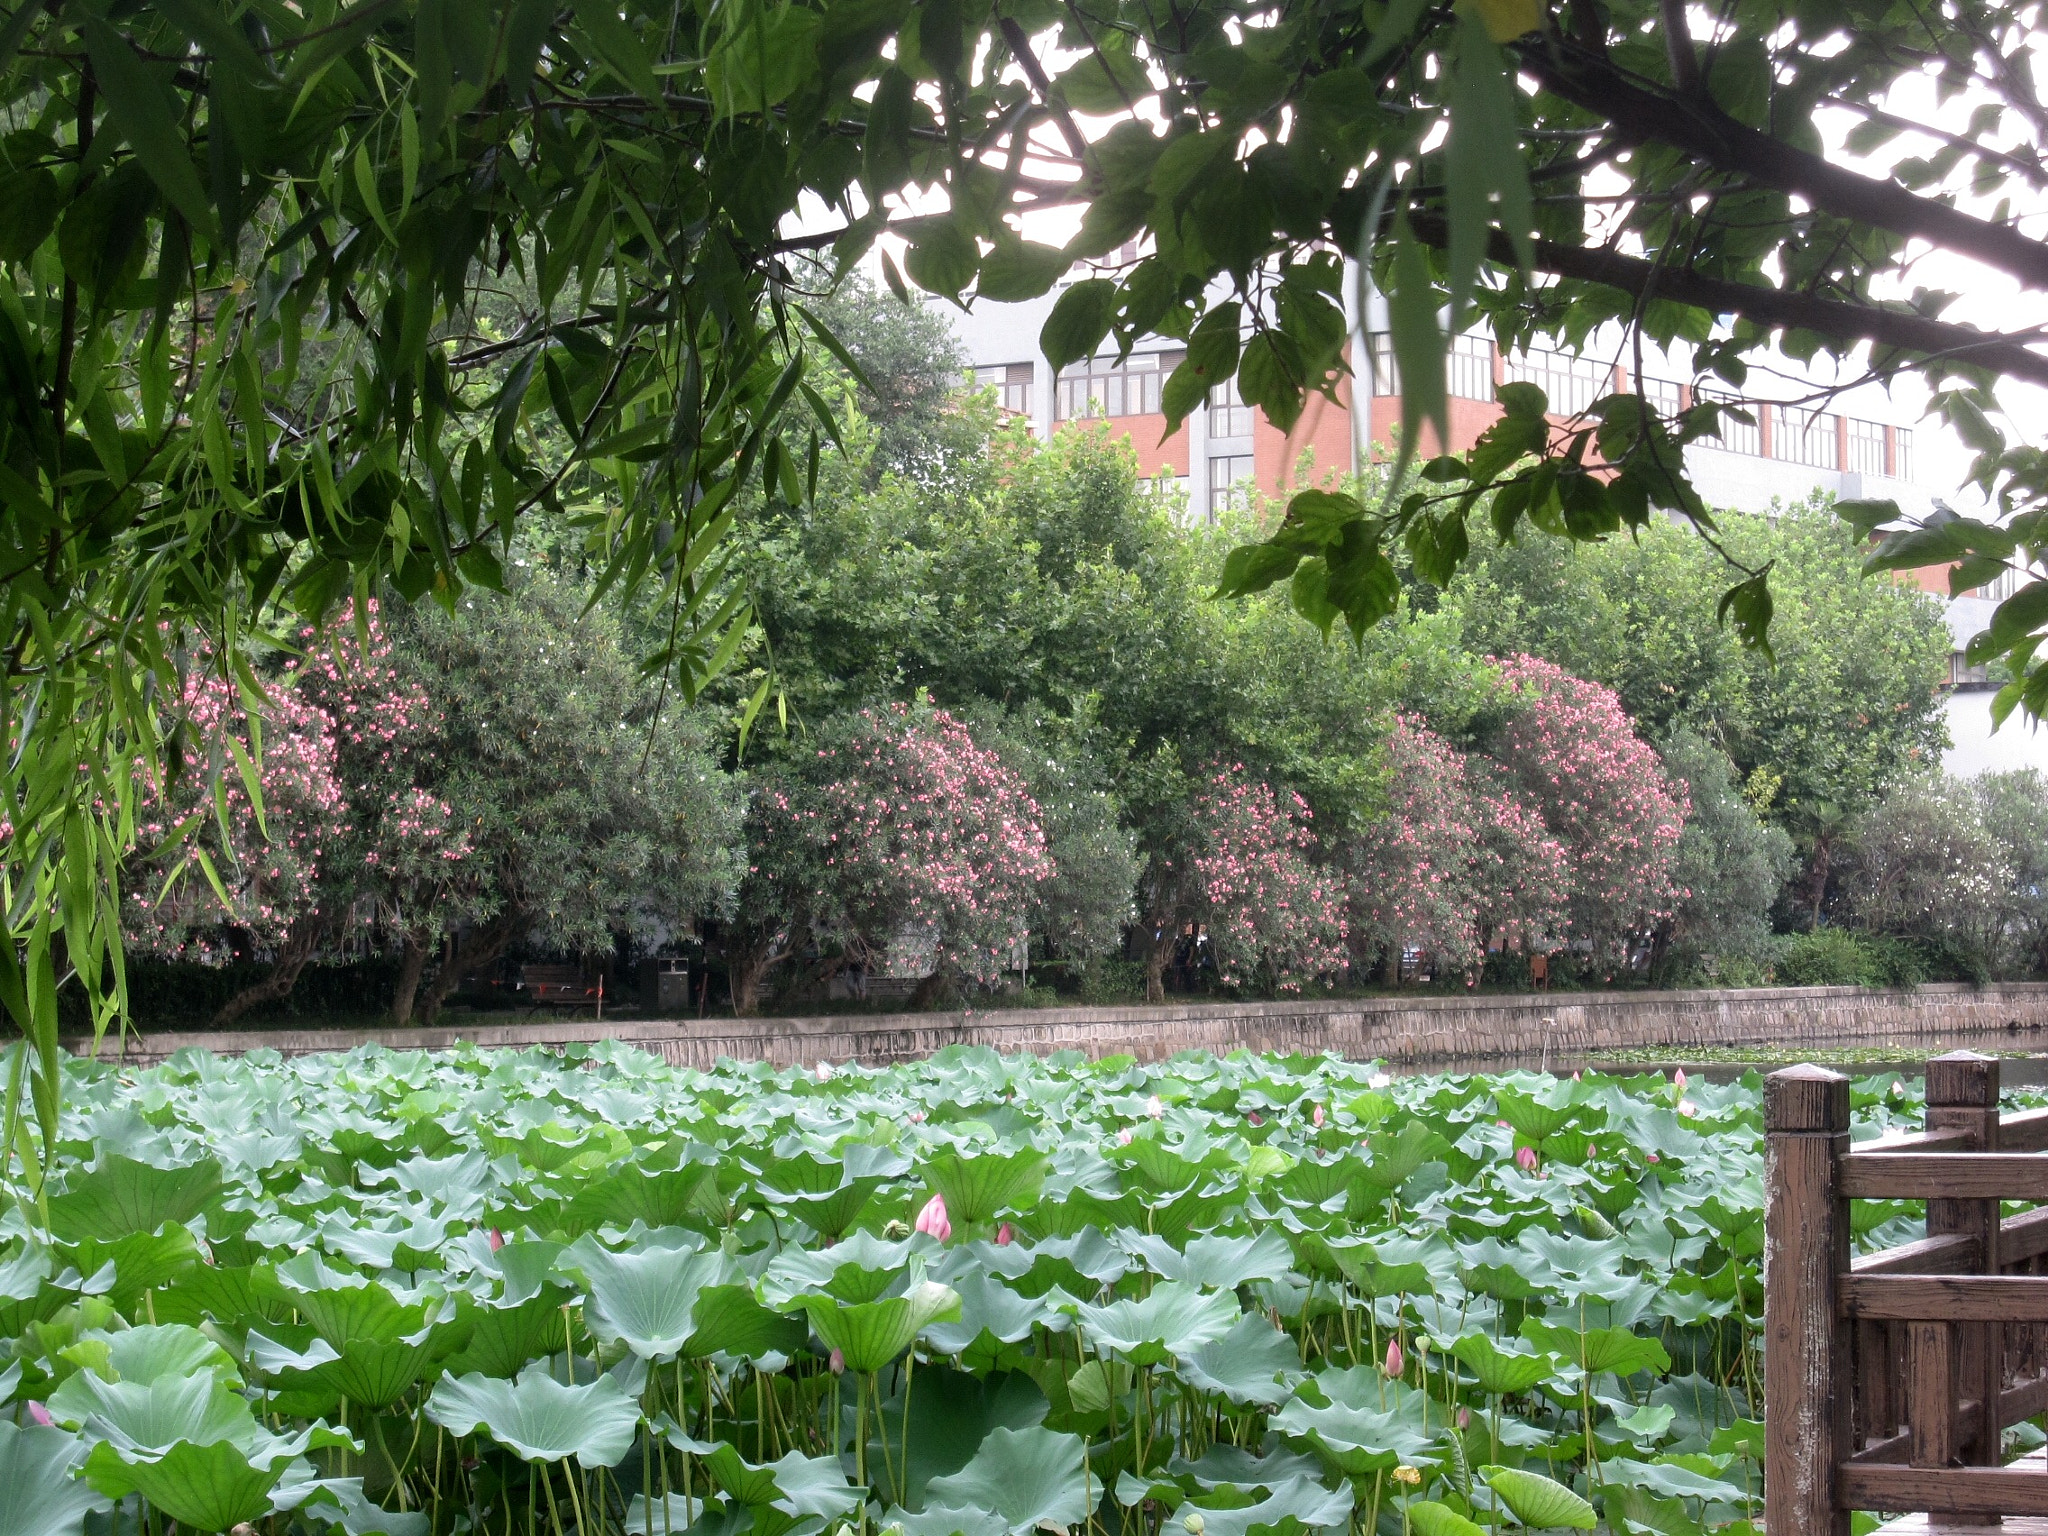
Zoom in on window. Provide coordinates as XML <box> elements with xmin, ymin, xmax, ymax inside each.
<box><xmin>1209</xmin><ymin>454</ymin><xmax>1256</xmax><ymax>513</ymax></box>
<box><xmin>972</xmin><ymin>363</ymin><xmax>1033</xmax><ymax>416</ymax></box>
<box><xmin>1208</xmin><ymin>377</ymin><xmax>1255</xmax><ymax>440</ymax></box>
<box><xmin>1500</xmin><ymin>345</ymin><xmax>1616</xmax><ymax>417</ymax></box>
<box><xmin>1361</xmin><ymin>333</ymin><xmax>1399</xmax><ymax>397</ymax></box>
<box><xmin>1448</xmin><ymin>334</ymin><xmax>1496</xmax><ymax>402</ymax></box>
<box><xmin>1056</xmin><ymin>351</ymin><xmax>1180</xmax><ymax>420</ymax></box>
<box><xmin>1772</xmin><ymin>406</ymin><xmax>1841</xmax><ymax>469</ymax></box>
<box><xmin>1846</xmin><ymin>418</ymin><xmax>1886</xmax><ymax>477</ymax></box>
<box><xmin>1697</xmin><ymin>388</ymin><xmax>1762</xmax><ymax>457</ymax></box>
<box><xmin>1895</xmin><ymin>428</ymin><xmax>1914</xmax><ymax>482</ymax></box>
<box><xmin>1639</xmin><ymin>376</ymin><xmax>1685</xmax><ymax>419</ymax></box>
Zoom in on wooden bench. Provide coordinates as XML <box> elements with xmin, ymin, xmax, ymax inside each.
<box><xmin>511</xmin><ymin>964</ymin><xmax>604</xmax><ymax>1014</ymax></box>
<box><xmin>1766</xmin><ymin>1052</ymin><xmax>2048</xmax><ymax>1534</ymax></box>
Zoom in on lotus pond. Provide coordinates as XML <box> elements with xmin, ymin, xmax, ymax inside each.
<box><xmin>0</xmin><ymin>1044</ymin><xmax>1980</xmax><ymax>1536</ymax></box>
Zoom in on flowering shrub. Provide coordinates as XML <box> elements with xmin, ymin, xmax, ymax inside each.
<box><xmin>1346</xmin><ymin>718</ymin><xmax>1485</xmax><ymax>967</ymax></box>
<box><xmin>1188</xmin><ymin>763</ymin><xmax>1347</xmax><ymax>991</ymax></box>
<box><xmin>744</xmin><ymin>705</ymin><xmax>1052</xmax><ymax>1003</ymax></box>
<box><xmin>1485</xmin><ymin>655</ymin><xmax>1688</xmax><ymax>953</ymax></box>
<box><xmin>125</xmin><ymin>654</ymin><xmax>348</xmax><ymax>960</ymax></box>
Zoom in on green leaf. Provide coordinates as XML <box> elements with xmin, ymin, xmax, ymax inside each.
<box><xmin>80</xmin><ymin>18</ymin><xmax>220</xmax><ymax>242</ymax></box>
<box><xmin>1215</xmin><ymin>542</ymin><xmax>1305</xmax><ymax>599</ymax></box>
<box><xmin>1480</xmin><ymin>1466</ymin><xmax>1597</xmax><ymax>1529</ymax></box>
<box><xmin>1388</xmin><ymin>208</ymin><xmax>1447</xmax><ymax>461</ymax></box>
<box><xmin>1238</xmin><ymin>331</ymin><xmax>1306</xmax><ymax>434</ymax></box>
<box><xmin>1406</xmin><ymin>1504</ymin><xmax>1487</xmax><ymax>1536</ymax></box>
<box><xmin>920</xmin><ymin>1149</ymin><xmax>1050</xmax><ymax>1227</ymax></box>
<box><xmin>896</xmin><ymin>1426</ymin><xmax>1091</xmax><ymax>1536</ymax></box>
<box><xmin>702</xmin><ymin>1445</ymin><xmax>862</xmax><ymax>1519</ymax></box>
<box><xmin>570</xmin><ymin>0</ymin><xmax>662</xmax><ymax>104</ymax></box>
<box><xmin>799</xmin><ymin>1280</ymin><xmax>961</xmax><ymax>1373</ymax></box>
<box><xmin>0</xmin><ymin>1424</ymin><xmax>107</xmax><ymax>1536</ymax></box>
<box><xmin>1040</xmin><ymin>280</ymin><xmax>1120</xmax><ymax>373</ymax></box>
<box><xmin>1176</xmin><ymin>1312</ymin><xmax>1305</xmax><ymax>1407</ymax></box>
<box><xmin>904</xmin><ymin>219</ymin><xmax>981</xmax><ymax>298</ymax></box>
<box><xmin>47</xmin><ymin>1155</ymin><xmax>222</xmax><ymax>1243</ymax></box>
<box><xmin>978</xmin><ymin>237</ymin><xmax>1068</xmax><ymax>303</ymax></box>
<box><xmin>1451</xmin><ymin>1333</ymin><xmax>1557</xmax><ymax>1395</ymax></box>
<box><xmin>425</xmin><ymin>1364</ymin><xmax>641</xmax><ymax>1467</ymax></box>
<box><xmin>1074</xmin><ymin>1280</ymin><xmax>1240</xmax><ymax>1367</ymax></box>
<box><xmin>573</xmin><ymin>1241</ymin><xmax>728</xmax><ymax>1361</ymax></box>
<box><xmin>1716</xmin><ymin>572</ymin><xmax>1776</xmax><ymax>660</ymax></box>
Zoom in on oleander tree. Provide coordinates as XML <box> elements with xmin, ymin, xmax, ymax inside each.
<box><xmin>1482</xmin><ymin>655</ymin><xmax>1689</xmax><ymax>962</ymax></box>
<box><xmin>1186</xmin><ymin>763</ymin><xmax>1348</xmax><ymax>994</ymax></box>
<box><xmin>1344</xmin><ymin>717</ymin><xmax>1485</xmax><ymax>977</ymax></box>
<box><xmin>124</xmin><ymin>657</ymin><xmax>349</xmax><ymax>1023</ymax></box>
<box><xmin>731</xmin><ymin>704</ymin><xmax>1053</xmax><ymax>1013</ymax></box>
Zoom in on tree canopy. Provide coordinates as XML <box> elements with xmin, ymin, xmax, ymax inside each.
<box><xmin>6</xmin><ymin>0</ymin><xmax>2046</xmax><ymax>1154</ymax></box>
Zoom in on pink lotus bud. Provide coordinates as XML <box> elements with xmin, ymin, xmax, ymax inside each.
<box><xmin>996</xmin><ymin>1223</ymin><xmax>1014</xmax><ymax>1246</ymax></box>
<box><xmin>1891</xmin><ymin>1081</ymin><xmax>1906</xmax><ymax>1099</ymax></box>
<box><xmin>1585</xmin><ymin>1144</ymin><xmax>1596</xmax><ymax>1159</ymax></box>
<box><xmin>1673</xmin><ymin>1068</ymin><xmax>1688</xmax><ymax>1091</ymax></box>
<box><xmin>829</xmin><ymin>1348</ymin><xmax>846</xmax><ymax>1376</ymax></box>
<box><xmin>1146</xmin><ymin>1095</ymin><xmax>1164</xmax><ymax>1119</ymax></box>
<box><xmin>26</xmin><ymin>1401</ymin><xmax>52</xmax><ymax>1427</ymax></box>
<box><xmin>1572</xmin><ymin>1071</ymin><xmax>1582</xmax><ymax>1082</ymax></box>
<box><xmin>1457</xmin><ymin>1406</ymin><xmax>1471</xmax><ymax>1430</ymax></box>
<box><xmin>1312</xmin><ymin>1103</ymin><xmax>1325</xmax><ymax>1127</ymax></box>
<box><xmin>1247</xmin><ymin>1111</ymin><xmax>1263</xmax><ymax>1127</ymax></box>
<box><xmin>1514</xmin><ymin>1145</ymin><xmax>1540</xmax><ymax>1173</ymax></box>
<box><xmin>1384</xmin><ymin>1338</ymin><xmax>1404</xmax><ymax>1377</ymax></box>
<box><xmin>909</xmin><ymin>1110</ymin><xmax>926</xmax><ymax>1122</ymax></box>
<box><xmin>1646</xmin><ymin>1152</ymin><xmax>1661</xmax><ymax>1164</ymax></box>
<box><xmin>489</xmin><ymin>1228</ymin><xmax>505</xmax><ymax>1252</ymax></box>
<box><xmin>1118</xmin><ymin>1128</ymin><xmax>1132</xmax><ymax>1144</ymax></box>
<box><xmin>914</xmin><ymin>1193</ymin><xmax>952</xmax><ymax>1242</ymax></box>
<box><xmin>816</xmin><ymin>1062</ymin><xmax>833</xmax><ymax>1081</ymax></box>
<box><xmin>1495</xmin><ymin>1118</ymin><xmax>1510</xmax><ymax>1128</ymax></box>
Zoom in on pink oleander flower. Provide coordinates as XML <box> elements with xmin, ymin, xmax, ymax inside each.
<box><xmin>914</xmin><ymin>1193</ymin><xmax>952</xmax><ymax>1242</ymax></box>
<box><xmin>996</xmin><ymin>1223</ymin><xmax>1014</xmax><ymax>1246</ymax></box>
<box><xmin>1515</xmin><ymin>1145</ymin><xmax>1540</xmax><ymax>1173</ymax></box>
<box><xmin>1384</xmin><ymin>1338</ymin><xmax>1404</xmax><ymax>1377</ymax></box>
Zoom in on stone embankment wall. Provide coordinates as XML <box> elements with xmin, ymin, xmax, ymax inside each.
<box><xmin>71</xmin><ymin>982</ymin><xmax>2048</xmax><ymax>1070</ymax></box>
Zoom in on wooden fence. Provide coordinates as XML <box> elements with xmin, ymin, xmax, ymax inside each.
<box><xmin>1766</xmin><ymin>1051</ymin><xmax>2048</xmax><ymax>1532</ymax></box>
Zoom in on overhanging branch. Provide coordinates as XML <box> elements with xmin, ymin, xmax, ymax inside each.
<box><xmin>1401</xmin><ymin>210</ymin><xmax>2048</xmax><ymax>389</ymax></box>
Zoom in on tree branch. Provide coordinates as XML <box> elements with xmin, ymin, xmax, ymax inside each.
<box><xmin>1401</xmin><ymin>210</ymin><xmax>2048</xmax><ymax>389</ymax></box>
<box><xmin>1518</xmin><ymin>39</ymin><xmax>2048</xmax><ymax>292</ymax></box>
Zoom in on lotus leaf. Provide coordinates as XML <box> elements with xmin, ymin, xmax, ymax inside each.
<box><xmin>1405</xmin><ymin>1503</ymin><xmax>1486</xmax><ymax>1536</ymax></box>
<box><xmin>1479</xmin><ymin>1466</ymin><xmax>1597</xmax><ymax>1529</ymax></box>
<box><xmin>46</xmin><ymin>1156</ymin><xmax>223</xmax><ymax>1243</ymax></box>
<box><xmin>1271</xmin><ymin>1372</ymin><xmax>1440</xmax><ymax>1477</ymax></box>
<box><xmin>424</xmin><ymin>1362</ymin><xmax>641</xmax><ymax>1466</ymax></box>
<box><xmin>798</xmin><ymin>1277</ymin><xmax>960</xmax><ymax>1373</ymax></box>
<box><xmin>1178</xmin><ymin>1473</ymin><xmax>1354</xmax><ymax>1536</ymax></box>
<box><xmin>700</xmin><ymin>1444</ymin><xmax>861</xmax><ymax>1518</ymax></box>
<box><xmin>1520</xmin><ymin>1320</ymin><xmax>1672</xmax><ymax>1378</ymax></box>
<box><xmin>1177</xmin><ymin>1313</ymin><xmax>1303</xmax><ymax>1407</ymax></box>
<box><xmin>1450</xmin><ymin>1333</ymin><xmax>1556</xmax><ymax>1395</ymax></box>
<box><xmin>575</xmin><ymin>1242</ymin><xmax>728</xmax><ymax>1360</ymax></box>
<box><xmin>1074</xmin><ymin>1280</ymin><xmax>1240</xmax><ymax>1366</ymax></box>
<box><xmin>1125</xmin><ymin>1230</ymin><xmax>1294</xmax><ymax>1290</ymax></box>
<box><xmin>0</xmin><ymin>1423</ymin><xmax>107</xmax><ymax>1536</ymax></box>
<box><xmin>893</xmin><ymin>1425</ymin><xmax>1090</xmax><ymax>1536</ymax></box>
<box><xmin>919</xmin><ymin>1149</ymin><xmax>1050</xmax><ymax>1227</ymax></box>
<box><xmin>684</xmin><ymin>1283</ymin><xmax>809</xmax><ymax>1360</ymax></box>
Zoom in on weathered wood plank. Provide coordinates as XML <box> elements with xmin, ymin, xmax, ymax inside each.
<box><xmin>1841</xmin><ymin>1152</ymin><xmax>2048</xmax><ymax>1201</ymax></box>
<box><xmin>1857</xmin><ymin>1234</ymin><xmax>1983</xmax><ymax>1277</ymax></box>
<box><xmin>1844</xmin><ymin>1465</ymin><xmax>2048</xmax><ymax>1517</ymax></box>
<box><xmin>1845</xmin><ymin>1275</ymin><xmax>2048</xmax><ymax>1322</ymax></box>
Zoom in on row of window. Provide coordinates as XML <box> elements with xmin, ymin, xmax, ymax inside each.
<box><xmin>969</xmin><ymin>343</ymin><xmax>1913</xmax><ymax>480</ymax></box>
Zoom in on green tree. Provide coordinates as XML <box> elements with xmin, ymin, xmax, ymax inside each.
<box><xmin>381</xmin><ymin>575</ymin><xmax>742</xmax><ymax>1023</ymax></box>
<box><xmin>1976</xmin><ymin>770</ymin><xmax>2048</xmax><ymax>979</ymax></box>
<box><xmin>1653</xmin><ymin>729</ymin><xmax>1796</xmax><ymax>981</ymax></box>
<box><xmin>1444</xmin><ymin>499</ymin><xmax>1951</xmax><ymax>911</ymax></box>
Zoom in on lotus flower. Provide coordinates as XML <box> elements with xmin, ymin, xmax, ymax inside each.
<box><xmin>1146</xmin><ymin>1094</ymin><xmax>1164</xmax><ymax>1119</ymax></box>
<box><xmin>1515</xmin><ymin>1145</ymin><xmax>1540</xmax><ymax>1173</ymax></box>
<box><xmin>489</xmin><ymin>1228</ymin><xmax>505</xmax><ymax>1252</ymax></box>
<box><xmin>1312</xmin><ymin>1103</ymin><xmax>1325</xmax><ymax>1127</ymax></box>
<box><xmin>1391</xmin><ymin>1465</ymin><xmax>1422</xmax><ymax>1487</ymax></box>
<box><xmin>1647</xmin><ymin>1152</ymin><xmax>1661</xmax><ymax>1164</ymax></box>
<box><xmin>1384</xmin><ymin>1337</ymin><xmax>1404</xmax><ymax>1377</ymax></box>
<box><xmin>1368</xmin><ymin>1071</ymin><xmax>1393</xmax><ymax>1089</ymax></box>
<box><xmin>1586</xmin><ymin>1144</ymin><xmax>1596</xmax><ymax>1159</ymax></box>
<box><xmin>1457</xmin><ymin>1406</ymin><xmax>1471</xmax><ymax>1430</ymax></box>
<box><xmin>1247</xmin><ymin>1111</ymin><xmax>1263</xmax><ymax>1127</ymax></box>
<box><xmin>816</xmin><ymin>1062</ymin><xmax>834</xmax><ymax>1081</ymax></box>
<box><xmin>996</xmin><ymin>1222</ymin><xmax>1014</xmax><ymax>1245</ymax></box>
<box><xmin>1891</xmin><ymin>1081</ymin><xmax>1907</xmax><ymax>1099</ymax></box>
<box><xmin>25</xmin><ymin>1401</ymin><xmax>52</xmax><ymax>1427</ymax></box>
<box><xmin>1117</xmin><ymin>1128</ymin><xmax>1132</xmax><ymax>1144</ymax></box>
<box><xmin>914</xmin><ymin>1192</ymin><xmax>952</xmax><ymax>1242</ymax></box>
<box><xmin>1673</xmin><ymin>1068</ymin><xmax>1688</xmax><ymax>1091</ymax></box>
<box><xmin>1679</xmin><ymin>1099</ymin><xmax>1700</xmax><ymax>1118</ymax></box>
<box><xmin>829</xmin><ymin>1348</ymin><xmax>846</xmax><ymax>1376</ymax></box>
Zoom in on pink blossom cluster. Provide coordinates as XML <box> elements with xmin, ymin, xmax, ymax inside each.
<box><xmin>1189</xmin><ymin>763</ymin><xmax>1348</xmax><ymax>991</ymax></box>
<box><xmin>757</xmin><ymin>705</ymin><xmax>1051</xmax><ymax>983</ymax></box>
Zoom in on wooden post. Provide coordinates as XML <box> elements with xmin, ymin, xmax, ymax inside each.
<box><xmin>1767</xmin><ymin>1064</ymin><xmax>1853</xmax><ymax>1536</ymax></box>
<box><xmin>1927</xmin><ymin>1050</ymin><xmax>2003</xmax><ymax>1522</ymax></box>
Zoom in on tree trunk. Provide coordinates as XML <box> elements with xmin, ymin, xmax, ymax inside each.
<box><xmin>1142</xmin><ymin>925</ymin><xmax>1172</xmax><ymax>1003</ymax></box>
<box><xmin>726</xmin><ymin>932</ymin><xmax>788</xmax><ymax>1017</ymax></box>
<box><xmin>418</xmin><ymin>908</ymin><xmax>525</xmax><ymax>1024</ymax></box>
<box><xmin>1807</xmin><ymin>833</ymin><xmax>1833</xmax><ymax>931</ymax></box>
<box><xmin>212</xmin><ymin>915</ymin><xmax>327</xmax><ymax>1028</ymax></box>
<box><xmin>390</xmin><ymin>928</ymin><xmax>434</xmax><ymax>1027</ymax></box>
<box><xmin>908</xmin><ymin>963</ymin><xmax>959</xmax><ymax>1011</ymax></box>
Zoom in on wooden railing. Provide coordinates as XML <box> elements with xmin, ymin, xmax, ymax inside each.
<box><xmin>1766</xmin><ymin>1052</ymin><xmax>2048</xmax><ymax>1532</ymax></box>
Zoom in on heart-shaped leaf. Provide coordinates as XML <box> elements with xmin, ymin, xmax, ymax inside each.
<box><xmin>425</xmin><ymin>1363</ymin><xmax>641</xmax><ymax>1467</ymax></box>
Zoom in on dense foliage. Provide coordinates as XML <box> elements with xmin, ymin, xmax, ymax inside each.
<box><xmin>3</xmin><ymin>1043</ymin><xmax>1971</xmax><ymax>1536</ymax></box>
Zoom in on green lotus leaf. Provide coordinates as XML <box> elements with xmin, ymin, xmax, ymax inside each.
<box><xmin>1327</xmin><ymin>1233</ymin><xmax>1448</xmax><ymax>1298</ymax></box>
<box><xmin>45</xmin><ymin>1323</ymin><xmax>241</xmax><ymax>1424</ymax></box>
<box><xmin>762</xmin><ymin>1229</ymin><xmax>919</xmax><ymax>1307</ymax></box>
<box><xmin>701</xmin><ymin>1444</ymin><xmax>862</xmax><ymax>1518</ymax></box>
<box><xmin>296</xmin><ymin>1475</ymin><xmax>432</xmax><ymax>1536</ymax></box>
<box><xmin>1270</xmin><ymin>1372</ymin><xmax>1440</xmax><ymax>1478</ymax></box>
<box><xmin>868</xmin><ymin>1366</ymin><xmax>1051</xmax><ymax>1511</ymax></box>
<box><xmin>47</xmin><ymin>1156</ymin><xmax>222</xmax><ymax>1243</ymax></box>
<box><xmin>684</xmin><ymin>1283</ymin><xmax>809</xmax><ymax>1360</ymax></box>
<box><xmin>798</xmin><ymin>1279</ymin><xmax>960</xmax><ymax>1373</ymax></box>
<box><xmin>920</xmin><ymin>1149</ymin><xmax>1051</xmax><ymax>1226</ymax></box>
<box><xmin>1177</xmin><ymin>1313</ymin><xmax>1304</xmax><ymax>1407</ymax></box>
<box><xmin>573</xmin><ymin>1242</ymin><xmax>728</xmax><ymax>1361</ymax></box>
<box><xmin>271</xmin><ymin>1259</ymin><xmax>465</xmax><ymax>1407</ymax></box>
<box><xmin>561</xmin><ymin>1160</ymin><xmax>718</xmax><ymax>1234</ymax></box>
<box><xmin>1405</xmin><ymin>1502</ymin><xmax>1487</xmax><ymax>1536</ymax></box>
<box><xmin>424</xmin><ymin>1363</ymin><xmax>641</xmax><ymax>1467</ymax></box>
<box><xmin>155</xmin><ymin>1261</ymin><xmax>292</xmax><ymax>1328</ymax></box>
<box><xmin>1479</xmin><ymin>1466</ymin><xmax>1597</xmax><ymax>1530</ymax></box>
<box><xmin>1492</xmin><ymin>1085</ymin><xmax>1578</xmax><ymax>1141</ymax></box>
<box><xmin>64</xmin><ymin>1227</ymin><xmax>203</xmax><ymax>1307</ymax></box>
<box><xmin>1074</xmin><ymin>1280</ymin><xmax>1240</xmax><ymax>1366</ymax></box>
<box><xmin>921</xmin><ymin>1267</ymin><xmax>1055</xmax><ymax>1357</ymax></box>
<box><xmin>0</xmin><ymin>1246</ymin><xmax>55</xmax><ymax>1337</ymax></box>
<box><xmin>1520</xmin><ymin>1320</ymin><xmax>1672</xmax><ymax>1379</ymax></box>
<box><xmin>893</xmin><ymin>1425</ymin><xmax>1091</xmax><ymax>1536</ymax></box>
<box><xmin>1450</xmin><ymin>1333</ymin><xmax>1557</xmax><ymax>1395</ymax></box>
<box><xmin>1179</xmin><ymin>1473</ymin><xmax>1355</xmax><ymax>1536</ymax></box>
<box><xmin>1601</xmin><ymin>1455</ymin><xmax>1748</xmax><ymax>1504</ymax></box>
<box><xmin>444</xmin><ymin>1287</ymin><xmax>576</xmax><ymax>1378</ymax></box>
<box><xmin>1354</xmin><ymin>1120</ymin><xmax>1446</xmax><ymax>1190</ymax></box>
<box><xmin>83</xmin><ymin>1439</ymin><xmax>301</xmax><ymax>1533</ymax></box>
<box><xmin>1126</xmin><ymin>1230</ymin><xmax>1294</xmax><ymax>1290</ymax></box>
<box><xmin>0</xmin><ymin>1423</ymin><xmax>108</xmax><ymax>1536</ymax></box>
